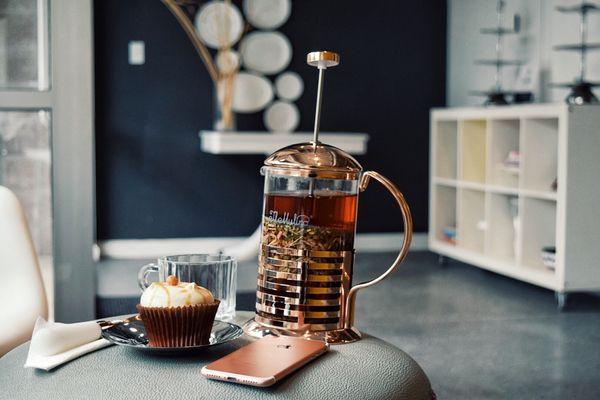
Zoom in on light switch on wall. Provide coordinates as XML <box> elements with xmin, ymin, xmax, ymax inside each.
<box><xmin>128</xmin><ymin>41</ymin><xmax>145</xmax><ymax>65</ymax></box>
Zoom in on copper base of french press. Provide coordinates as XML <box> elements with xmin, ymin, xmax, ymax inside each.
<box><xmin>242</xmin><ymin>318</ymin><xmax>362</xmax><ymax>344</ymax></box>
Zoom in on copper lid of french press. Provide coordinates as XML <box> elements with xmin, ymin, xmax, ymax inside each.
<box><xmin>264</xmin><ymin>143</ymin><xmax>362</xmax><ymax>179</ymax></box>
<box><xmin>263</xmin><ymin>51</ymin><xmax>362</xmax><ymax>180</ymax></box>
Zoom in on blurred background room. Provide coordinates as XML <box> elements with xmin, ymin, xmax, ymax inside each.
<box><xmin>1</xmin><ymin>0</ymin><xmax>600</xmax><ymax>398</ymax></box>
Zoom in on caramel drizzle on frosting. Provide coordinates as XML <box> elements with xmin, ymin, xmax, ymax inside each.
<box><xmin>142</xmin><ymin>281</ymin><xmax>212</xmax><ymax>307</ymax></box>
<box><xmin>151</xmin><ymin>283</ymin><xmax>172</xmax><ymax>307</ymax></box>
<box><xmin>176</xmin><ymin>287</ymin><xmax>190</xmax><ymax>305</ymax></box>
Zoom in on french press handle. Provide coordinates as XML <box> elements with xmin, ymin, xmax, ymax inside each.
<box><xmin>344</xmin><ymin>171</ymin><xmax>413</xmax><ymax>329</ymax></box>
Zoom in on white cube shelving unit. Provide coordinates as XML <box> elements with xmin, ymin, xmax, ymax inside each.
<box><xmin>429</xmin><ymin>104</ymin><xmax>600</xmax><ymax>307</ymax></box>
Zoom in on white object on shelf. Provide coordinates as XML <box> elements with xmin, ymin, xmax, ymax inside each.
<box><xmin>243</xmin><ymin>0</ymin><xmax>291</xmax><ymax>29</ymax></box>
<box><xmin>195</xmin><ymin>1</ymin><xmax>244</xmax><ymax>49</ymax></box>
<box><xmin>503</xmin><ymin>150</ymin><xmax>520</xmax><ymax>166</ymax></box>
<box><xmin>541</xmin><ymin>247</ymin><xmax>556</xmax><ymax>270</ymax></box>
<box><xmin>216</xmin><ymin>50</ymin><xmax>240</xmax><ymax>74</ymax></box>
<box><xmin>263</xmin><ymin>101</ymin><xmax>299</xmax><ymax>133</ymax></box>
<box><xmin>429</xmin><ymin>103</ymin><xmax>600</xmax><ymax>296</ymax></box>
<box><xmin>199</xmin><ymin>131</ymin><xmax>369</xmax><ymax>155</ymax></box>
<box><xmin>275</xmin><ymin>71</ymin><xmax>304</xmax><ymax>101</ymax></box>
<box><xmin>497</xmin><ymin>163</ymin><xmax>520</xmax><ymax>175</ymax></box>
<box><xmin>497</xmin><ymin>148</ymin><xmax>521</xmax><ymax>178</ymax></box>
<box><xmin>239</xmin><ymin>31</ymin><xmax>292</xmax><ymax>75</ymax></box>
<box><xmin>231</xmin><ymin>72</ymin><xmax>274</xmax><ymax>113</ymax></box>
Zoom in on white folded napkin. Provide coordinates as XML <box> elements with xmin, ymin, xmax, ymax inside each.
<box><xmin>24</xmin><ymin>316</ymin><xmax>113</xmax><ymax>371</ymax></box>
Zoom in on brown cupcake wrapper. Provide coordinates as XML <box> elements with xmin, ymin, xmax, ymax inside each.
<box><xmin>136</xmin><ymin>300</ymin><xmax>220</xmax><ymax>347</ymax></box>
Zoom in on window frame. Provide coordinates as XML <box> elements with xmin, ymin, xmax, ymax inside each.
<box><xmin>0</xmin><ymin>0</ymin><xmax>96</xmax><ymax>322</ymax></box>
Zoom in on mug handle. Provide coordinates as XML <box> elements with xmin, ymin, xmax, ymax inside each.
<box><xmin>344</xmin><ymin>171</ymin><xmax>413</xmax><ymax>329</ymax></box>
<box><xmin>138</xmin><ymin>263</ymin><xmax>159</xmax><ymax>291</ymax></box>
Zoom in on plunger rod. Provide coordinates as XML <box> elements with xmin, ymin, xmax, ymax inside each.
<box><xmin>312</xmin><ymin>68</ymin><xmax>325</xmax><ymax>144</ymax></box>
<box><xmin>307</xmin><ymin>51</ymin><xmax>339</xmax><ymax>144</ymax></box>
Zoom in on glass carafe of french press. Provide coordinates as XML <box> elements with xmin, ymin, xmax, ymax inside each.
<box><xmin>244</xmin><ymin>51</ymin><xmax>413</xmax><ymax>344</ymax></box>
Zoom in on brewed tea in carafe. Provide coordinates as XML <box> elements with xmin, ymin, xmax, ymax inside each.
<box><xmin>244</xmin><ymin>51</ymin><xmax>413</xmax><ymax>344</ymax></box>
<box><xmin>262</xmin><ymin>176</ymin><xmax>358</xmax><ymax>252</ymax></box>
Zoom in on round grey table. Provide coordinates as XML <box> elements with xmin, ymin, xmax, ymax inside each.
<box><xmin>0</xmin><ymin>312</ymin><xmax>434</xmax><ymax>400</ymax></box>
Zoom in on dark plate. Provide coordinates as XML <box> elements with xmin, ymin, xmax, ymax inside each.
<box><xmin>101</xmin><ymin>315</ymin><xmax>243</xmax><ymax>354</ymax></box>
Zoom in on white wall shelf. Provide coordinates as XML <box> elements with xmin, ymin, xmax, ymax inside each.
<box><xmin>429</xmin><ymin>104</ymin><xmax>600</xmax><ymax>307</ymax></box>
<box><xmin>199</xmin><ymin>131</ymin><xmax>369</xmax><ymax>155</ymax></box>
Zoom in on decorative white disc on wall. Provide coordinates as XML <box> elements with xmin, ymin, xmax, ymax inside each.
<box><xmin>216</xmin><ymin>50</ymin><xmax>240</xmax><ymax>74</ymax></box>
<box><xmin>239</xmin><ymin>31</ymin><xmax>292</xmax><ymax>75</ymax></box>
<box><xmin>243</xmin><ymin>0</ymin><xmax>292</xmax><ymax>30</ymax></box>
<box><xmin>264</xmin><ymin>101</ymin><xmax>299</xmax><ymax>133</ymax></box>
<box><xmin>275</xmin><ymin>72</ymin><xmax>304</xmax><ymax>101</ymax></box>
<box><xmin>195</xmin><ymin>1</ymin><xmax>244</xmax><ymax>49</ymax></box>
<box><xmin>232</xmin><ymin>72</ymin><xmax>274</xmax><ymax>113</ymax></box>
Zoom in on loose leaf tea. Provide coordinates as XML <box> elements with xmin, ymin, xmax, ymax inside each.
<box><xmin>262</xmin><ymin>193</ymin><xmax>357</xmax><ymax>250</ymax></box>
<box><xmin>260</xmin><ymin>193</ymin><xmax>357</xmax><ymax>273</ymax></box>
<box><xmin>262</xmin><ymin>219</ymin><xmax>353</xmax><ymax>251</ymax></box>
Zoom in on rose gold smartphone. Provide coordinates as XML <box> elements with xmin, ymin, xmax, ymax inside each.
<box><xmin>201</xmin><ymin>336</ymin><xmax>328</xmax><ymax>387</ymax></box>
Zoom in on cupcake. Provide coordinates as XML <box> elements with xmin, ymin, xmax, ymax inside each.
<box><xmin>137</xmin><ymin>275</ymin><xmax>220</xmax><ymax>347</ymax></box>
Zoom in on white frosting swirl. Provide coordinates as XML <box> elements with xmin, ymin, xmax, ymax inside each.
<box><xmin>140</xmin><ymin>282</ymin><xmax>214</xmax><ymax>307</ymax></box>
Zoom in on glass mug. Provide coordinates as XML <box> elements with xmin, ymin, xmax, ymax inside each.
<box><xmin>138</xmin><ymin>254</ymin><xmax>237</xmax><ymax>320</ymax></box>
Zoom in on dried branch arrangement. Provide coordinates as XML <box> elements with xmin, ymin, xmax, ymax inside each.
<box><xmin>161</xmin><ymin>0</ymin><xmax>241</xmax><ymax>129</ymax></box>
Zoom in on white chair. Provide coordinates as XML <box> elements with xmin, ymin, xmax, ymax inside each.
<box><xmin>220</xmin><ymin>224</ymin><xmax>261</xmax><ymax>262</ymax></box>
<box><xmin>0</xmin><ymin>185</ymin><xmax>48</xmax><ymax>356</ymax></box>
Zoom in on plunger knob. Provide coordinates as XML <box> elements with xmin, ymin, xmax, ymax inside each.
<box><xmin>307</xmin><ymin>51</ymin><xmax>340</xmax><ymax>69</ymax></box>
<box><xmin>307</xmin><ymin>50</ymin><xmax>340</xmax><ymax>144</ymax></box>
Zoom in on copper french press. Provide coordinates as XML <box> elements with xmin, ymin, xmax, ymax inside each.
<box><xmin>244</xmin><ymin>51</ymin><xmax>413</xmax><ymax>344</ymax></box>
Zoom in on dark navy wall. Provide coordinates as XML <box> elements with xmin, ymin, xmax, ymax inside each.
<box><xmin>94</xmin><ymin>0</ymin><xmax>446</xmax><ymax>239</ymax></box>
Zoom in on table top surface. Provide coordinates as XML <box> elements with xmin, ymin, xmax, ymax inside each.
<box><xmin>0</xmin><ymin>312</ymin><xmax>432</xmax><ymax>400</ymax></box>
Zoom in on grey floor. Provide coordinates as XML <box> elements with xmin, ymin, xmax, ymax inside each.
<box><xmin>97</xmin><ymin>252</ymin><xmax>600</xmax><ymax>399</ymax></box>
